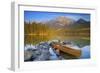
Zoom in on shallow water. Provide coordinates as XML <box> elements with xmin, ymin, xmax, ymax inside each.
<box><xmin>80</xmin><ymin>45</ymin><xmax>90</xmax><ymax>58</ymax></box>
<box><xmin>49</xmin><ymin>48</ymin><xmax>59</xmax><ymax>60</ymax></box>
<box><xmin>24</xmin><ymin>36</ymin><xmax>90</xmax><ymax>60</ymax></box>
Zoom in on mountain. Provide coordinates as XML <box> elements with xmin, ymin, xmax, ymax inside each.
<box><xmin>54</xmin><ymin>16</ymin><xmax>75</xmax><ymax>26</ymax></box>
<box><xmin>73</xmin><ymin>18</ymin><xmax>90</xmax><ymax>28</ymax></box>
<box><xmin>45</xmin><ymin>16</ymin><xmax>75</xmax><ymax>28</ymax></box>
<box><xmin>28</xmin><ymin>16</ymin><xmax>90</xmax><ymax>29</ymax></box>
<box><xmin>76</xmin><ymin>18</ymin><xmax>90</xmax><ymax>24</ymax></box>
<box><xmin>45</xmin><ymin>16</ymin><xmax>90</xmax><ymax>29</ymax></box>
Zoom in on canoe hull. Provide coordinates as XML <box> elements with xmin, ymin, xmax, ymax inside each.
<box><xmin>51</xmin><ymin>42</ymin><xmax>81</xmax><ymax>58</ymax></box>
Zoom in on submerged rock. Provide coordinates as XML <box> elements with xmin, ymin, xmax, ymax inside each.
<box><xmin>24</xmin><ymin>42</ymin><xmax>64</xmax><ymax>61</ymax></box>
<box><xmin>24</xmin><ymin>42</ymin><xmax>51</xmax><ymax>61</ymax></box>
<box><xmin>24</xmin><ymin>49</ymin><xmax>33</xmax><ymax>61</ymax></box>
<box><xmin>34</xmin><ymin>42</ymin><xmax>50</xmax><ymax>61</ymax></box>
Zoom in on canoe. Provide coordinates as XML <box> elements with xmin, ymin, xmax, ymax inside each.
<box><xmin>51</xmin><ymin>42</ymin><xmax>81</xmax><ymax>58</ymax></box>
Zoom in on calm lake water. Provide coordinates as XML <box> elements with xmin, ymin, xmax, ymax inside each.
<box><xmin>24</xmin><ymin>34</ymin><xmax>90</xmax><ymax>59</ymax></box>
<box><xmin>80</xmin><ymin>45</ymin><xmax>90</xmax><ymax>58</ymax></box>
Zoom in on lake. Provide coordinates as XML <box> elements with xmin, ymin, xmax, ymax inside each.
<box><xmin>24</xmin><ymin>34</ymin><xmax>90</xmax><ymax>59</ymax></box>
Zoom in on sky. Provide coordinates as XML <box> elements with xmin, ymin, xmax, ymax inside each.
<box><xmin>24</xmin><ymin>11</ymin><xmax>90</xmax><ymax>22</ymax></box>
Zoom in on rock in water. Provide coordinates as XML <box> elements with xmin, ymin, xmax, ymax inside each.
<box><xmin>24</xmin><ymin>42</ymin><xmax>64</xmax><ymax>61</ymax></box>
<box><xmin>24</xmin><ymin>49</ymin><xmax>34</xmax><ymax>61</ymax></box>
<box><xmin>34</xmin><ymin>42</ymin><xmax>50</xmax><ymax>61</ymax></box>
<box><xmin>24</xmin><ymin>44</ymin><xmax>36</xmax><ymax>50</ymax></box>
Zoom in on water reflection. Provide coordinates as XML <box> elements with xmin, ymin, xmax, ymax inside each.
<box><xmin>24</xmin><ymin>30</ymin><xmax>90</xmax><ymax>59</ymax></box>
